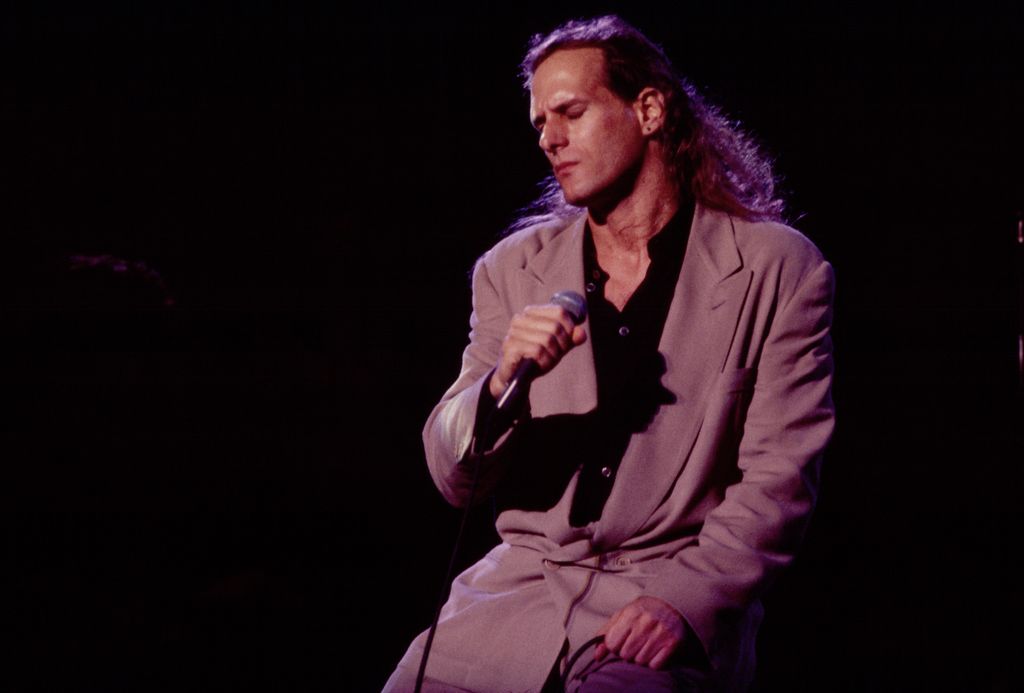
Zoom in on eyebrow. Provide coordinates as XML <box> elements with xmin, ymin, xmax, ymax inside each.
<box><xmin>531</xmin><ymin>97</ymin><xmax>586</xmax><ymax>130</ymax></box>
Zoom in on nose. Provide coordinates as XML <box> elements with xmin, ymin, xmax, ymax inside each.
<box><xmin>539</xmin><ymin>118</ymin><xmax>567</xmax><ymax>154</ymax></box>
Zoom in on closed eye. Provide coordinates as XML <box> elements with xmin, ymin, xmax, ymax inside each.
<box><xmin>531</xmin><ymin>98</ymin><xmax>587</xmax><ymax>131</ymax></box>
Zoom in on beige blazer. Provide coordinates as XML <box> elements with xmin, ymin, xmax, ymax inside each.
<box><xmin>386</xmin><ymin>204</ymin><xmax>835</xmax><ymax>692</ymax></box>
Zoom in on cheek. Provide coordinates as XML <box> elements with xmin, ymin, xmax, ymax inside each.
<box><xmin>602</xmin><ymin>138</ymin><xmax>644</xmax><ymax>178</ymax></box>
<box><xmin>599</xmin><ymin>119</ymin><xmax>643</xmax><ymax>164</ymax></box>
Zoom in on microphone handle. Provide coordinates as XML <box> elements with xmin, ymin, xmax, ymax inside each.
<box><xmin>495</xmin><ymin>358</ymin><xmax>537</xmax><ymax>412</ymax></box>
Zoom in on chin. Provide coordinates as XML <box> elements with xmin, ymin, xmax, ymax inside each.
<box><xmin>562</xmin><ymin>187</ymin><xmax>616</xmax><ymax>213</ymax></box>
<box><xmin>560</xmin><ymin>191</ymin><xmax>587</xmax><ymax>207</ymax></box>
<box><xmin>558</xmin><ymin>184</ymin><xmax>597</xmax><ymax>208</ymax></box>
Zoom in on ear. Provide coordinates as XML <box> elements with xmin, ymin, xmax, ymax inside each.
<box><xmin>633</xmin><ymin>87</ymin><xmax>667</xmax><ymax>137</ymax></box>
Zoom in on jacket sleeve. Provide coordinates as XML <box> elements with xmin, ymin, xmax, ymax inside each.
<box><xmin>422</xmin><ymin>254</ymin><xmax>527</xmax><ymax>507</ymax></box>
<box><xmin>643</xmin><ymin>257</ymin><xmax>836</xmax><ymax>664</ymax></box>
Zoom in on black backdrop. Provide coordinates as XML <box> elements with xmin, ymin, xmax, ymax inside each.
<box><xmin>3</xmin><ymin>1</ymin><xmax>1022</xmax><ymax>690</ymax></box>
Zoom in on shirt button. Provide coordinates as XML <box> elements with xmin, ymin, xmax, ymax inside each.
<box><xmin>618</xmin><ymin>325</ymin><xmax>630</xmax><ymax>337</ymax></box>
<box><xmin>585</xmin><ymin>282</ymin><xmax>597</xmax><ymax>293</ymax></box>
<box><xmin>600</xmin><ymin>466</ymin><xmax>613</xmax><ymax>478</ymax></box>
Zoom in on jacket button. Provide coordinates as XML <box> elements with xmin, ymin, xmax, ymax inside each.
<box><xmin>600</xmin><ymin>466</ymin><xmax>612</xmax><ymax>478</ymax></box>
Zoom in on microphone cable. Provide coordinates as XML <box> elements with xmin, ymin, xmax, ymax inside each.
<box><xmin>560</xmin><ymin>636</ymin><xmax>607</xmax><ymax>690</ymax></box>
<box><xmin>412</xmin><ymin>422</ymin><xmax>489</xmax><ymax>693</ymax></box>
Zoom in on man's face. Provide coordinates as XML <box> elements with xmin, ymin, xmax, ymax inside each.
<box><xmin>529</xmin><ymin>47</ymin><xmax>647</xmax><ymax>208</ymax></box>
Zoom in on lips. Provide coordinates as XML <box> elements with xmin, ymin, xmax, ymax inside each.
<box><xmin>554</xmin><ymin>162</ymin><xmax>577</xmax><ymax>175</ymax></box>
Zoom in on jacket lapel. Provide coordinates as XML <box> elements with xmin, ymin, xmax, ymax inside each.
<box><xmin>593</xmin><ymin>205</ymin><xmax>753</xmax><ymax>549</ymax></box>
<box><xmin>520</xmin><ymin>215</ymin><xmax>600</xmax><ymax>419</ymax></box>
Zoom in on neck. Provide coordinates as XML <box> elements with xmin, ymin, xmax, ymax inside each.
<box><xmin>587</xmin><ymin>152</ymin><xmax>679</xmax><ymax>253</ymax></box>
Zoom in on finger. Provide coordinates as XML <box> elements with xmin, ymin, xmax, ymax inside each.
<box><xmin>509</xmin><ymin>329</ymin><xmax>567</xmax><ymax>368</ymax></box>
<box><xmin>530</xmin><ymin>303</ymin><xmax>580</xmax><ymax>331</ymax></box>
<box><xmin>602</xmin><ymin>616</ymin><xmax>630</xmax><ymax>654</ymax></box>
<box><xmin>502</xmin><ymin>331</ymin><xmax>560</xmax><ymax>369</ymax></box>
<box><xmin>648</xmin><ymin>644</ymin><xmax>674</xmax><ymax>671</ymax></box>
<box><xmin>523</xmin><ymin>309</ymin><xmax>578</xmax><ymax>348</ymax></box>
<box><xmin>551</xmin><ymin>306</ymin><xmax>580</xmax><ymax>334</ymax></box>
<box><xmin>509</xmin><ymin>317</ymin><xmax>573</xmax><ymax>356</ymax></box>
<box><xmin>535</xmin><ymin>321</ymin><xmax>574</xmax><ymax>356</ymax></box>
<box><xmin>624</xmin><ymin>613</ymin><xmax>666</xmax><ymax>662</ymax></box>
<box><xmin>598</xmin><ymin>622</ymin><xmax>622</xmax><ymax>655</ymax></box>
<box><xmin>633</xmin><ymin>633</ymin><xmax>668</xmax><ymax>667</ymax></box>
<box><xmin>517</xmin><ymin>305</ymin><xmax>573</xmax><ymax>329</ymax></box>
<box><xmin>598</xmin><ymin>618</ymin><xmax>638</xmax><ymax>655</ymax></box>
<box><xmin>618</xmin><ymin>624</ymin><xmax>649</xmax><ymax>661</ymax></box>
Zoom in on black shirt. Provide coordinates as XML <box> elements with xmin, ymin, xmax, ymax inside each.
<box><xmin>571</xmin><ymin>199</ymin><xmax>694</xmax><ymax>524</ymax></box>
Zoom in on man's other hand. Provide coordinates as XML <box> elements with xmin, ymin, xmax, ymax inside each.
<box><xmin>594</xmin><ymin>596</ymin><xmax>687</xmax><ymax>669</ymax></box>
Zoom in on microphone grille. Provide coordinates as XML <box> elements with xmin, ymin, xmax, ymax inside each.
<box><xmin>551</xmin><ymin>290</ymin><xmax>587</xmax><ymax>325</ymax></box>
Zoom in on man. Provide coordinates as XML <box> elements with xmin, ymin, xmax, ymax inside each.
<box><xmin>386</xmin><ymin>15</ymin><xmax>834</xmax><ymax>692</ymax></box>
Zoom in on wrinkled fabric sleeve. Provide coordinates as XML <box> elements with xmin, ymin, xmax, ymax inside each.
<box><xmin>644</xmin><ymin>258</ymin><xmax>836</xmax><ymax>663</ymax></box>
<box><xmin>422</xmin><ymin>255</ymin><xmax>528</xmax><ymax>507</ymax></box>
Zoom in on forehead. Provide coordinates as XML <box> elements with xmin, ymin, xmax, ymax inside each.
<box><xmin>529</xmin><ymin>47</ymin><xmax>612</xmax><ymax>109</ymax></box>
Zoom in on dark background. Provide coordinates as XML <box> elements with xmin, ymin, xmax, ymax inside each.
<box><xmin>3</xmin><ymin>1</ymin><xmax>1022</xmax><ymax>690</ymax></box>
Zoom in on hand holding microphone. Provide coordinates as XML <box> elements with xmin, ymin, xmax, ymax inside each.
<box><xmin>491</xmin><ymin>291</ymin><xmax>588</xmax><ymax>412</ymax></box>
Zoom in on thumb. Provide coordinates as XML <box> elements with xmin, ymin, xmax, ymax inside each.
<box><xmin>571</xmin><ymin>325</ymin><xmax>588</xmax><ymax>345</ymax></box>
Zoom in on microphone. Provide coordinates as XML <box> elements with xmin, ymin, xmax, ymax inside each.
<box><xmin>495</xmin><ymin>290</ymin><xmax>587</xmax><ymax>412</ymax></box>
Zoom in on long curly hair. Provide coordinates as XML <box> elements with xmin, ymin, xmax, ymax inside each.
<box><xmin>513</xmin><ymin>15</ymin><xmax>784</xmax><ymax>230</ymax></box>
